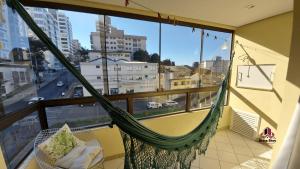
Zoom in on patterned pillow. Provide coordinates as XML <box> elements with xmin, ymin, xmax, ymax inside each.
<box><xmin>38</xmin><ymin>124</ymin><xmax>83</xmax><ymax>162</ymax></box>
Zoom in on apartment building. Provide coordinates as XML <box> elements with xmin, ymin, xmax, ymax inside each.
<box><xmin>57</xmin><ymin>12</ymin><xmax>73</xmax><ymax>57</ymax></box>
<box><xmin>0</xmin><ymin>5</ymin><xmax>29</xmax><ymax>61</ymax></box>
<box><xmin>72</xmin><ymin>39</ymin><xmax>81</xmax><ymax>52</ymax></box>
<box><xmin>80</xmin><ymin>58</ymin><xmax>158</xmax><ymax>95</ymax></box>
<box><xmin>25</xmin><ymin>7</ymin><xmax>60</xmax><ymax>48</ymax></box>
<box><xmin>200</xmin><ymin>56</ymin><xmax>230</xmax><ymax>73</ymax></box>
<box><xmin>25</xmin><ymin>8</ymin><xmax>73</xmax><ymax>58</ymax></box>
<box><xmin>90</xmin><ymin>16</ymin><xmax>146</xmax><ymax>58</ymax></box>
<box><xmin>0</xmin><ymin>63</ymin><xmax>33</xmax><ymax>97</ymax></box>
<box><xmin>88</xmin><ymin>51</ymin><xmax>131</xmax><ymax>61</ymax></box>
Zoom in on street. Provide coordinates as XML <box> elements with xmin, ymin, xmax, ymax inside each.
<box><xmin>3</xmin><ymin>70</ymin><xmax>76</xmax><ymax>114</ymax></box>
<box><xmin>3</xmin><ymin>70</ymin><xmax>215</xmax><ymax>127</ymax></box>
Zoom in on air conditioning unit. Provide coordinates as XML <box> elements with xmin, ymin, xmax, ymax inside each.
<box><xmin>230</xmin><ymin>108</ymin><xmax>261</xmax><ymax>139</ymax></box>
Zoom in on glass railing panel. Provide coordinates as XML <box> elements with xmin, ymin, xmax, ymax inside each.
<box><xmin>133</xmin><ymin>94</ymin><xmax>186</xmax><ymax>118</ymax></box>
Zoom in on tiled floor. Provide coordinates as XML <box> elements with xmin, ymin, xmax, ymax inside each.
<box><xmin>103</xmin><ymin>129</ymin><xmax>272</xmax><ymax>169</ymax></box>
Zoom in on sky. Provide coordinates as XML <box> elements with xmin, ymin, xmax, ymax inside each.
<box><xmin>65</xmin><ymin>11</ymin><xmax>232</xmax><ymax>66</ymax></box>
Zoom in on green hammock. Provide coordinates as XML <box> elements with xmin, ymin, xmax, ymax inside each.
<box><xmin>7</xmin><ymin>0</ymin><xmax>232</xmax><ymax>168</ymax></box>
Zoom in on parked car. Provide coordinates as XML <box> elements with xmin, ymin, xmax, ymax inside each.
<box><xmin>28</xmin><ymin>97</ymin><xmax>44</xmax><ymax>104</ymax></box>
<box><xmin>80</xmin><ymin>103</ymin><xmax>96</xmax><ymax>107</ymax></box>
<box><xmin>147</xmin><ymin>102</ymin><xmax>162</xmax><ymax>109</ymax></box>
<box><xmin>163</xmin><ymin>100</ymin><xmax>178</xmax><ymax>107</ymax></box>
<box><xmin>56</xmin><ymin>81</ymin><xmax>64</xmax><ymax>87</ymax></box>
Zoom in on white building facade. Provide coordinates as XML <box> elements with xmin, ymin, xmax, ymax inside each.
<box><xmin>80</xmin><ymin>58</ymin><xmax>158</xmax><ymax>96</ymax></box>
<box><xmin>25</xmin><ymin>7</ymin><xmax>60</xmax><ymax>48</ymax></box>
<box><xmin>0</xmin><ymin>63</ymin><xmax>33</xmax><ymax>96</ymax></box>
<box><xmin>0</xmin><ymin>4</ymin><xmax>29</xmax><ymax>61</ymax></box>
<box><xmin>57</xmin><ymin>12</ymin><xmax>73</xmax><ymax>57</ymax></box>
<box><xmin>90</xmin><ymin>16</ymin><xmax>146</xmax><ymax>58</ymax></box>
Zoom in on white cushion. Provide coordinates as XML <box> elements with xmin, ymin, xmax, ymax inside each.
<box><xmin>38</xmin><ymin>124</ymin><xmax>83</xmax><ymax>162</ymax></box>
<box><xmin>55</xmin><ymin>144</ymin><xmax>86</xmax><ymax>168</ymax></box>
<box><xmin>55</xmin><ymin>139</ymin><xmax>103</xmax><ymax>169</ymax></box>
<box><xmin>69</xmin><ymin>139</ymin><xmax>103</xmax><ymax>169</ymax></box>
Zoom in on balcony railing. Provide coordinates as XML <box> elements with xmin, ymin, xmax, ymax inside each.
<box><xmin>0</xmin><ymin>85</ymin><xmax>219</xmax><ymax>132</ymax></box>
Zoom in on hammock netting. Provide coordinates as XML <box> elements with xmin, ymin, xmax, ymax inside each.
<box><xmin>7</xmin><ymin>0</ymin><xmax>231</xmax><ymax>168</ymax></box>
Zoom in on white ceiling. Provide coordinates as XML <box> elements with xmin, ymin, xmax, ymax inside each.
<box><xmin>86</xmin><ymin>0</ymin><xmax>293</xmax><ymax>27</ymax></box>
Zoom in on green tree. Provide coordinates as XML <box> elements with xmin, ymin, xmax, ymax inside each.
<box><xmin>77</xmin><ymin>47</ymin><xmax>89</xmax><ymax>62</ymax></box>
<box><xmin>150</xmin><ymin>53</ymin><xmax>160</xmax><ymax>63</ymax></box>
<box><xmin>28</xmin><ymin>37</ymin><xmax>47</xmax><ymax>72</ymax></box>
<box><xmin>133</xmin><ymin>50</ymin><xmax>150</xmax><ymax>62</ymax></box>
<box><xmin>161</xmin><ymin>59</ymin><xmax>175</xmax><ymax>66</ymax></box>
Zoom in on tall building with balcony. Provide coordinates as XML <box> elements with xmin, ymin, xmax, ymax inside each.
<box><xmin>57</xmin><ymin>12</ymin><xmax>73</xmax><ymax>57</ymax></box>
<box><xmin>25</xmin><ymin>7</ymin><xmax>60</xmax><ymax>48</ymax></box>
<box><xmin>90</xmin><ymin>16</ymin><xmax>146</xmax><ymax>60</ymax></box>
<box><xmin>80</xmin><ymin>58</ymin><xmax>158</xmax><ymax>95</ymax></box>
<box><xmin>0</xmin><ymin>4</ymin><xmax>29</xmax><ymax>61</ymax></box>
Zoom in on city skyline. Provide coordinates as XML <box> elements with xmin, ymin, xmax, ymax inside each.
<box><xmin>65</xmin><ymin>11</ymin><xmax>232</xmax><ymax>66</ymax></box>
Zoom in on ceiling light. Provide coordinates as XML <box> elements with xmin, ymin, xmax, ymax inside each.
<box><xmin>246</xmin><ymin>4</ymin><xmax>256</xmax><ymax>9</ymax></box>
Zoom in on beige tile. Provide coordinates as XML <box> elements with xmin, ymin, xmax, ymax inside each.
<box><xmin>230</xmin><ymin>138</ymin><xmax>248</xmax><ymax>146</ymax></box>
<box><xmin>232</xmin><ymin>145</ymin><xmax>253</xmax><ymax>156</ymax></box>
<box><xmin>208</xmin><ymin>140</ymin><xmax>217</xmax><ymax>150</ymax></box>
<box><xmin>215</xmin><ymin>135</ymin><xmax>231</xmax><ymax>144</ymax></box>
<box><xmin>218</xmin><ymin>151</ymin><xmax>238</xmax><ymax>164</ymax></box>
<box><xmin>104</xmin><ymin>158</ymin><xmax>124</xmax><ymax>169</ymax></box>
<box><xmin>254</xmin><ymin>158</ymin><xmax>270</xmax><ymax>169</ymax></box>
<box><xmin>216</xmin><ymin>142</ymin><xmax>234</xmax><ymax>153</ymax></box>
<box><xmin>239</xmin><ymin>158</ymin><xmax>259</xmax><ymax>169</ymax></box>
<box><xmin>191</xmin><ymin>155</ymin><xmax>201</xmax><ymax>167</ymax></box>
<box><xmin>202</xmin><ymin>148</ymin><xmax>219</xmax><ymax>160</ymax></box>
<box><xmin>200</xmin><ymin>157</ymin><xmax>220</xmax><ymax>169</ymax></box>
<box><xmin>219</xmin><ymin>161</ymin><xmax>241</xmax><ymax>169</ymax></box>
<box><xmin>246</xmin><ymin>141</ymin><xmax>270</xmax><ymax>151</ymax></box>
<box><xmin>216</xmin><ymin>130</ymin><xmax>228</xmax><ymax>137</ymax></box>
<box><xmin>251</xmin><ymin>148</ymin><xmax>272</xmax><ymax>160</ymax></box>
<box><xmin>236</xmin><ymin>154</ymin><xmax>255</xmax><ymax>164</ymax></box>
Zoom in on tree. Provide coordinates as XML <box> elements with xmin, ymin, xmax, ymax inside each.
<box><xmin>28</xmin><ymin>37</ymin><xmax>47</xmax><ymax>72</ymax></box>
<box><xmin>150</xmin><ymin>53</ymin><xmax>160</xmax><ymax>63</ymax></box>
<box><xmin>77</xmin><ymin>47</ymin><xmax>89</xmax><ymax>62</ymax></box>
<box><xmin>193</xmin><ymin>62</ymin><xmax>199</xmax><ymax>68</ymax></box>
<box><xmin>161</xmin><ymin>59</ymin><xmax>173</xmax><ymax>66</ymax></box>
<box><xmin>133</xmin><ymin>50</ymin><xmax>150</xmax><ymax>62</ymax></box>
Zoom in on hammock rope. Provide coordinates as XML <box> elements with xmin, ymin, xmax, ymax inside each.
<box><xmin>7</xmin><ymin>0</ymin><xmax>232</xmax><ymax>168</ymax></box>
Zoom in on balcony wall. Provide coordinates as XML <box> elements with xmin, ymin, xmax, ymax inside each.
<box><xmin>0</xmin><ymin>147</ymin><xmax>6</xmax><ymax>169</ymax></box>
<box><xmin>10</xmin><ymin>106</ymin><xmax>231</xmax><ymax>169</ymax></box>
<box><xmin>229</xmin><ymin>12</ymin><xmax>293</xmax><ymax>136</ymax></box>
<box><xmin>271</xmin><ymin>1</ymin><xmax>300</xmax><ymax>168</ymax></box>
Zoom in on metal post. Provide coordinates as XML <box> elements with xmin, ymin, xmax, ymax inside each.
<box><xmin>185</xmin><ymin>92</ymin><xmax>191</xmax><ymax>112</ymax></box>
<box><xmin>127</xmin><ymin>97</ymin><xmax>133</xmax><ymax>114</ymax></box>
<box><xmin>158</xmin><ymin>23</ymin><xmax>162</xmax><ymax>90</ymax></box>
<box><xmin>102</xmin><ymin>15</ymin><xmax>109</xmax><ymax>95</ymax></box>
<box><xmin>199</xmin><ymin>29</ymin><xmax>204</xmax><ymax>87</ymax></box>
<box><xmin>37</xmin><ymin>102</ymin><xmax>48</xmax><ymax>130</ymax></box>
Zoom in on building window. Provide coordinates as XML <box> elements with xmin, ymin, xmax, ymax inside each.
<box><xmin>0</xmin><ymin>85</ymin><xmax>6</xmax><ymax>95</ymax></box>
<box><xmin>96</xmin><ymin>65</ymin><xmax>100</xmax><ymax>68</ymax></box>
<box><xmin>174</xmin><ymin>82</ymin><xmax>178</xmax><ymax>86</ymax></box>
<box><xmin>20</xmin><ymin>72</ymin><xmax>26</xmax><ymax>83</ymax></box>
<box><xmin>97</xmin><ymin>76</ymin><xmax>101</xmax><ymax>79</ymax></box>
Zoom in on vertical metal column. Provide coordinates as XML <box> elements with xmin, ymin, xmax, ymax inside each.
<box><xmin>102</xmin><ymin>15</ymin><xmax>109</xmax><ymax>95</ymax></box>
<box><xmin>199</xmin><ymin>29</ymin><xmax>204</xmax><ymax>88</ymax></box>
<box><xmin>158</xmin><ymin>23</ymin><xmax>162</xmax><ymax>90</ymax></box>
